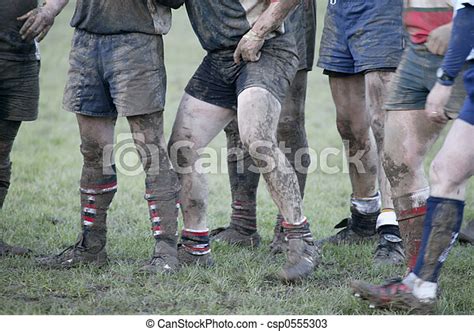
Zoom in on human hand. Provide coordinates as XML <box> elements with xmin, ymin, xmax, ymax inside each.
<box><xmin>18</xmin><ymin>6</ymin><xmax>56</xmax><ymax>42</ymax></box>
<box><xmin>426</xmin><ymin>23</ymin><xmax>452</xmax><ymax>55</ymax></box>
<box><xmin>233</xmin><ymin>30</ymin><xmax>265</xmax><ymax>64</ymax></box>
<box><xmin>425</xmin><ymin>82</ymin><xmax>453</xmax><ymax>124</ymax></box>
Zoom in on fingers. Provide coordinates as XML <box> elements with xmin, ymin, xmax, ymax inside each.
<box><xmin>19</xmin><ymin>15</ymin><xmax>36</xmax><ymax>37</ymax></box>
<box><xmin>17</xmin><ymin>10</ymin><xmax>33</xmax><ymax>21</ymax></box>
<box><xmin>37</xmin><ymin>25</ymin><xmax>52</xmax><ymax>43</ymax></box>
<box><xmin>233</xmin><ymin>46</ymin><xmax>242</xmax><ymax>64</ymax></box>
<box><xmin>24</xmin><ymin>19</ymin><xmax>45</xmax><ymax>41</ymax></box>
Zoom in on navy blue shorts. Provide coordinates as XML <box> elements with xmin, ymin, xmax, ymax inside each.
<box><xmin>185</xmin><ymin>35</ymin><xmax>299</xmax><ymax>110</ymax></box>
<box><xmin>459</xmin><ymin>64</ymin><xmax>474</xmax><ymax>125</ymax></box>
<box><xmin>318</xmin><ymin>0</ymin><xmax>404</xmax><ymax>75</ymax></box>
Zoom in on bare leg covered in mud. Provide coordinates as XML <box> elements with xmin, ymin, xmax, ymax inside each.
<box><xmin>320</xmin><ymin>75</ymin><xmax>381</xmax><ymax>246</ymax></box>
<box><xmin>320</xmin><ymin>72</ymin><xmax>405</xmax><ymax>265</ymax></box>
<box><xmin>383</xmin><ymin>110</ymin><xmax>446</xmax><ymax>269</ymax></box>
<box><xmin>365</xmin><ymin>71</ymin><xmax>406</xmax><ymax>265</ymax></box>
<box><xmin>212</xmin><ymin>71</ymin><xmax>310</xmax><ymax>251</ymax></box>
<box><xmin>238</xmin><ymin>87</ymin><xmax>318</xmax><ymax>282</ymax></box>
<box><xmin>169</xmin><ymin>93</ymin><xmax>234</xmax><ymax>267</ymax></box>
<box><xmin>351</xmin><ymin>120</ymin><xmax>474</xmax><ymax>312</ymax></box>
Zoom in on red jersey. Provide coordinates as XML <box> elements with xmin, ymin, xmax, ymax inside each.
<box><xmin>404</xmin><ymin>0</ymin><xmax>454</xmax><ymax>44</ymax></box>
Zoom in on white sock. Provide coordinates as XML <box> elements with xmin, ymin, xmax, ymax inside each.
<box><xmin>403</xmin><ymin>273</ymin><xmax>437</xmax><ymax>301</ymax></box>
<box><xmin>376</xmin><ymin>209</ymin><xmax>398</xmax><ymax>230</ymax></box>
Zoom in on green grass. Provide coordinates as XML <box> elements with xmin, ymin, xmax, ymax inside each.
<box><xmin>1</xmin><ymin>5</ymin><xmax>473</xmax><ymax>315</ymax></box>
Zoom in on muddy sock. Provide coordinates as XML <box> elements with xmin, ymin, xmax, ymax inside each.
<box><xmin>229</xmin><ymin>201</ymin><xmax>257</xmax><ymax>235</ymax></box>
<box><xmin>282</xmin><ymin>218</ymin><xmax>314</xmax><ymax>242</ymax></box>
<box><xmin>227</xmin><ymin>150</ymin><xmax>259</xmax><ymax>235</ymax></box>
<box><xmin>376</xmin><ymin>209</ymin><xmax>401</xmax><ymax>238</ymax></box>
<box><xmin>273</xmin><ymin>213</ymin><xmax>285</xmax><ymax>236</ymax></box>
<box><xmin>394</xmin><ymin>188</ymin><xmax>430</xmax><ymax>270</ymax></box>
<box><xmin>349</xmin><ymin>192</ymin><xmax>381</xmax><ymax>236</ymax></box>
<box><xmin>146</xmin><ymin>192</ymin><xmax>179</xmax><ymax>248</ymax></box>
<box><xmin>413</xmin><ymin>197</ymin><xmax>464</xmax><ymax>283</ymax></box>
<box><xmin>79</xmin><ymin>169</ymin><xmax>117</xmax><ymax>253</ymax></box>
<box><xmin>181</xmin><ymin>229</ymin><xmax>211</xmax><ymax>256</ymax></box>
<box><xmin>224</xmin><ymin>119</ymin><xmax>260</xmax><ymax>236</ymax></box>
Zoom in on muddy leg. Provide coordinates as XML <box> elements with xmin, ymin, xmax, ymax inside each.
<box><xmin>169</xmin><ymin>93</ymin><xmax>233</xmax><ymax>264</ymax></box>
<box><xmin>271</xmin><ymin>70</ymin><xmax>310</xmax><ymax>253</ymax></box>
<box><xmin>238</xmin><ymin>87</ymin><xmax>318</xmax><ymax>282</ymax></box>
<box><xmin>0</xmin><ymin>119</ymin><xmax>31</xmax><ymax>256</ymax></box>
<box><xmin>365</xmin><ymin>71</ymin><xmax>394</xmax><ymax>209</ymax></box>
<box><xmin>320</xmin><ymin>75</ymin><xmax>380</xmax><ymax>244</ymax></box>
<box><xmin>127</xmin><ymin>112</ymin><xmax>181</xmax><ymax>273</ymax></box>
<box><xmin>404</xmin><ymin>120</ymin><xmax>474</xmax><ymax>301</ymax></box>
<box><xmin>331</xmin><ymin>75</ymin><xmax>379</xmax><ymax>198</ymax></box>
<box><xmin>365</xmin><ymin>71</ymin><xmax>407</xmax><ymax>264</ymax></box>
<box><xmin>225</xmin><ymin>120</ymin><xmax>259</xmax><ymax>230</ymax></box>
<box><xmin>209</xmin><ymin>120</ymin><xmax>261</xmax><ymax>247</ymax></box>
<box><xmin>384</xmin><ymin>110</ymin><xmax>446</xmax><ymax>268</ymax></box>
<box><xmin>38</xmin><ymin>115</ymin><xmax>116</xmax><ymax>268</ymax></box>
<box><xmin>0</xmin><ymin>119</ymin><xmax>21</xmax><ymax>210</ymax></box>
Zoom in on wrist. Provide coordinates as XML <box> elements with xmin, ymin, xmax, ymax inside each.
<box><xmin>43</xmin><ymin>0</ymin><xmax>66</xmax><ymax>17</ymax></box>
<box><xmin>245</xmin><ymin>29</ymin><xmax>265</xmax><ymax>41</ymax></box>
<box><xmin>436</xmin><ymin>67</ymin><xmax>455</xmax><ymax>86</ymax></box>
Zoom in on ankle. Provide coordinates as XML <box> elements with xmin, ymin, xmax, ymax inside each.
<box><xmin>181</xmin><ymin>228</ymin><xmax>211</xmax><ymax>255</ymax></box>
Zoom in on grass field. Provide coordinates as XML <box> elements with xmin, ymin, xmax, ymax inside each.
<box><xmin>0</xmin><ymin>5</ymin><xmax>473</xmax><ymax>315</ymax></box>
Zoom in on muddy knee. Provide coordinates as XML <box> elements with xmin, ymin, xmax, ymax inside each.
<box><xmin>336</xmin><ymin>118</ymin><xmax>371</xmax><ymax>151</ymax></box>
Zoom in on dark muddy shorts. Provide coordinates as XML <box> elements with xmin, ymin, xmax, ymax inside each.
<box><xmin>459</xmin><ymin>63</ymin><xmax>474</xmax><ymax>125</ymax></box>
<box><xmin>63</xmin><ymin>29</ymin><xmax>166</xmax><ymax>118</ymax></box>
<box><xmin>384</xmin><ymin>43</ymin><xmax>466</xmax><ymax>119</ymax></box>
<box><xmin>185</xmin><ymin>35</ymin><xmax>299</xmax><ymax>110</ymax></box>
<box><xmin>317</xmin><ymin>0</ymin><xmax>404</xmax><ymax>75</ymax></box>
<box><xmin>0</xmin><ymin>59</ymin><xmax>39</xmax><ymax>122</ymax></box>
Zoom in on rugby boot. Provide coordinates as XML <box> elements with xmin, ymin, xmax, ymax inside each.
<box><xmin>459</xmin><ymin>220</ymin><xmax>474</xmax><ymax>245</ymax></box>
<box><xmin>317</xmin><ymin>207</ymin><xmax>378</xmax><ymax>245</ymax></box>
<box><xmin>269</xmin><ymin>216</ymin><xmax>287</xmax><ymax>255</ymax></box>
<box><xmin>0</xmin><ymin>239</ymin><xmax>31</xmax><ymax>256</ymax></box>
<box><xmin>210</xmin><ymin>226</ymin><xmax>261</xmax><ymax>248</ymax></box>
<box><xmin>178</xmin><ymin>229</ymin><xmax>214</xmax><ymax>267</ymax></box>
<box><xmin>37</xmin><ymin>231</ymin><xmax>107</xmax><ymax>269</ymax></box>
<box><xmin>351</xmin><ymin>278</ymin><xmax>435</xmax><ymax>314</ymax></box>
<box><xmin>139</xmin><ymin>241</ymin><xmax>179</xmax><ymax>274</ymax></box>
<box><xmin>373</xmin><ymin>233</ymin><xmax>406</xmax><ymax>265</ymax></box>
<box><xmin>177</xmin><ymin>243</ymin><xmax>214</xmax><ymax>267</ymax></box>
<box><xmin>37</xmin><ymin>188</ymin><xmax>114</xmax><ymax>269</ymax></box>
<box><xmin>278</xmin><ymin>219</ymin><xmax>320</xmax><ymax>282</ymax></box>
<box><xmin>210</xmin><ymin>200</ymin><xmax>260</xmax><ymax>248</ymax></box>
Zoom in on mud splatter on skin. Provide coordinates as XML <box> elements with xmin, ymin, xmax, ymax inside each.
<box><xmin>128</xmin><ymin>112</ymin><xmax>180</xmax><ymax>198</ymax></box>
<box><xmin>238</xmin><ymin>88</ymin><xmax>304</xmax><ymax>224</ymax></box>
<box><xmin>383</xmin><ymin>155</ymin><xmax>411</xmax><ymax>189</ymax></box>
